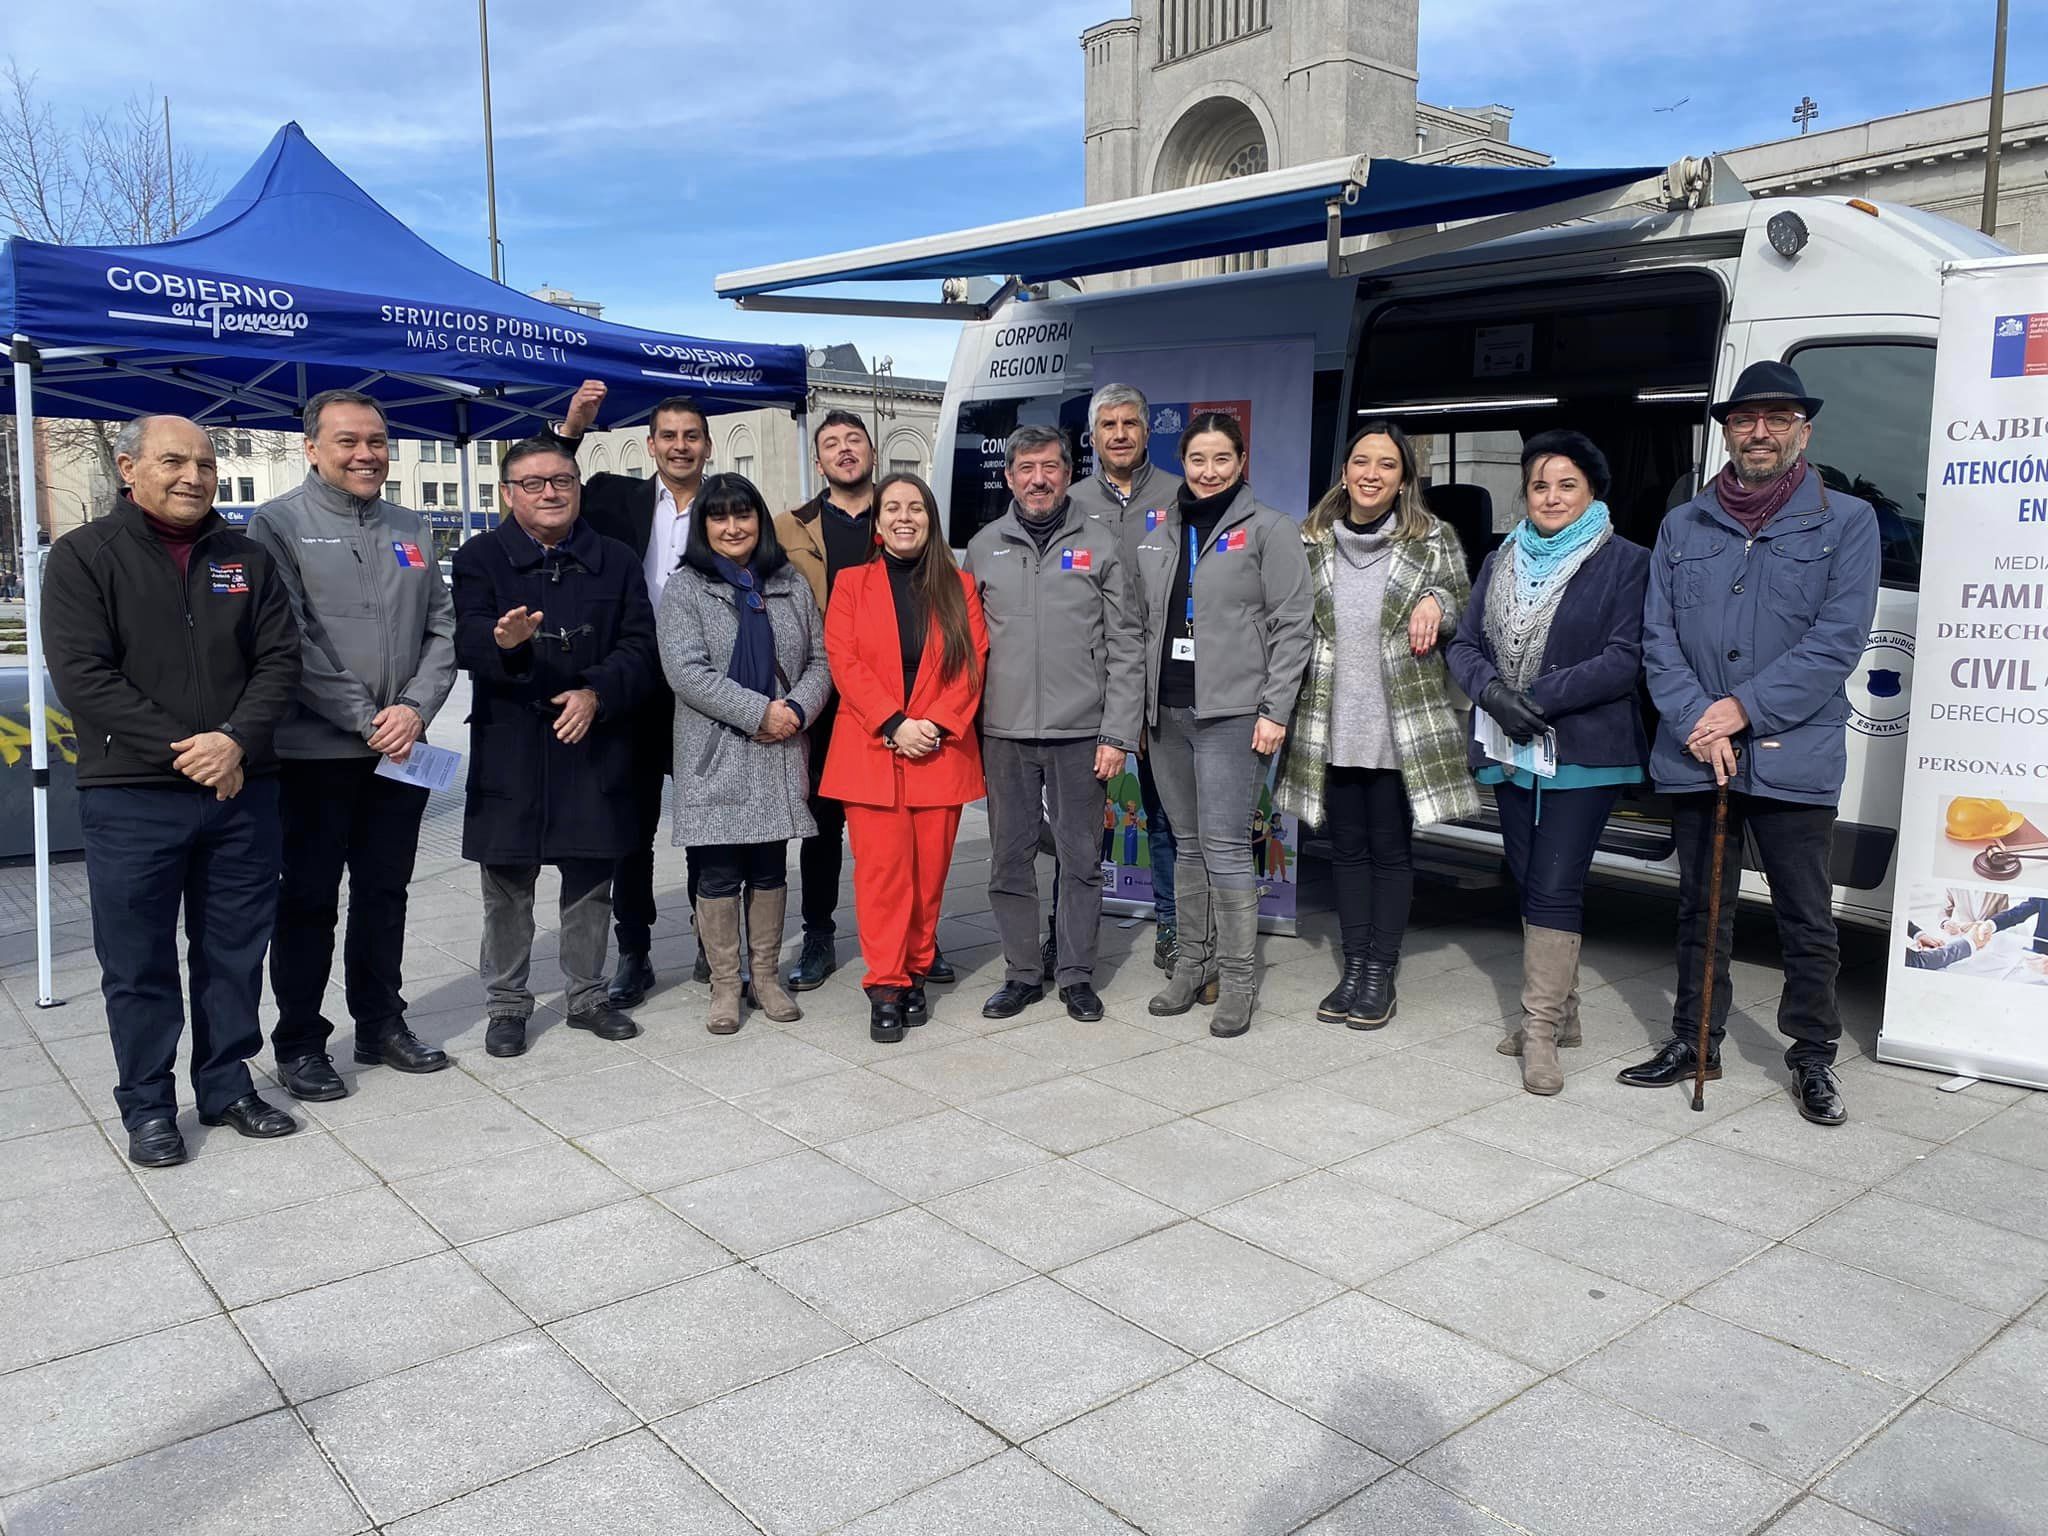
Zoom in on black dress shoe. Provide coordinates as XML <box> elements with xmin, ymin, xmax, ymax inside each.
<box><xmin>1794</xmin><ymin>1062</ymin><xmax>1847</xmax><ymax>1126</ymax></box>
<box><xmin>870</xmin><ymin>990</ymin><xmax>907</xmax><ymax>1044</ymax></box>
<box><xmin>904</xmin><ymin>984</ymin><xmax>929</xmax><ymax>1027</ymax></box>
<box><xmin>608</xmin><ymin>950</ymin><xmax>656</xmax><ymax>1008</ymax></box>
<box><xmin>1616</xmin><ymin>1038</ymin><xmax>1720</xmax><ymax>1088</ymax></box>
<box><xmin>570</xmin><ymin>1002</ymin><xmax>640</xmax><ymax>1041</ymax></box>
<box><xmin>1060</xmin><ymin>983</ymin><xmax>1105</xmax><ymax>1022</ymax></box>
<box><xmin>982</xmin><ymin>981</ymin><xmax>1045</xmax><ymax>1020</ymax></box>
<box><xmin>917</xmin><ymin>947</ymin><xmax>956</xmax><ymax>985</ymax></box>
<box><xmin>276</xmin><ymin>1053</ymin><xmax>348</xmax><ymax>1102</ymax></box>
<box><xmin>485</xmin><ymin>1014</ymin><xmax>528</xmax><ymax>1057</ymax></box>
<box><xmin>1348</xmin><ymin>960</ymin><xmax>1397</xmax><ymax>1031</ymax></box>
<box><xmin>354</xmin><ymin>1025</ymin><xmax>451</xmax><ymax>1074</ymax></box>
<box><xmin>127</xmin><ymin>1118</ymin><xmax>187</xmax><ymax>1168</ymax></box>
<box><xmin>1040</xmin><ymin>934</ymin><xmax>1059</xmax><ymax>982</ymax></box>
<box><xmin>199</xmin><ymin>1092</ymin><xmax>298</xmax><ymax>1139</ymax></box>
<box><xmin>1316</xmin><ymin>956</ymin><xmax>1371</xmax><ymax>1023</ymax></box>
<box><xmin>788</xmin><ymin>932</ymin><xmax>838</xmax><ymax>992</ymax></box>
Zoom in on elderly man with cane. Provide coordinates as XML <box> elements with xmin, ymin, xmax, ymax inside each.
<box><xmin>1618</xmin><ymin>361</ymin><xmax>1879</xmax><ymax>1125</ymax></box>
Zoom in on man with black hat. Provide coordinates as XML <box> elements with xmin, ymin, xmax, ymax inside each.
<box><xmin>1618</xmin><ymin>361</ymin><xmax>1879</xmax><ymax>1125</ymax></box>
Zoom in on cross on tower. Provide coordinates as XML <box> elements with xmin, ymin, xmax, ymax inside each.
<box><xmin>1793</xmin><ymin>96</ymin><xmax>1819</xmax><ymax>134</ymax></box>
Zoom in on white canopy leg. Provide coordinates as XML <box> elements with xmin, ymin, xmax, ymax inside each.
<box><xmin>12</xmin><ymin>336</ymin><xmax>58</xmax><ymax>1007</ymax></box>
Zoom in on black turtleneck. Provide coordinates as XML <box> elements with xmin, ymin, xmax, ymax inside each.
<box><xmin>1015</xmin><ymin>496</ymin><xmax>1070</xmax><ymax>556</ymax></box>
<box><xmin>877</xmin><ymin>549</ymin><xmax>929</xmax><ymax>742</ymax></box>
<box><xmin>1345</xmin><ymin>506</ymin><xmax>1395</xmax><ymax>536</ymax></box>
<box><xmin>819</xmin><ymin>492</ymin><xmax>875</xmax><ymax>593</ymax></box>
<box><xmin>1159</xmin><ymin>482</ymin><xmax>1238</xmax><ymax>708</ymax></box>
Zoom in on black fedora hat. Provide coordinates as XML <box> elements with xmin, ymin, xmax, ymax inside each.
<box><xmin>1710</xmin><ymin>360</ymin><xmax>1822</xmax><ymax>423</ymax></box>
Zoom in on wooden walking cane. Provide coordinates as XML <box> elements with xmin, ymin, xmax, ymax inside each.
<box><xmin>1693</xmin><ymin>746</ymin><xmax>1738</xmax><ymax>1112</ymax></box>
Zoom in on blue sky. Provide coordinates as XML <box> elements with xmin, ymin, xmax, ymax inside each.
<box><xmin>3</xmin><ymin>0</ymin><xmax>2042</xmax><ymax>380</ymax></box>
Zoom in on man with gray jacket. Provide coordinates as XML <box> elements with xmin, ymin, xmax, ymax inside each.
<box><xmin>247</xmin><ymin>390</ymin><xmax>458</xmax><ymax>1100</ymax></box>
<box><xmin>964</xmin><ymin>424</ymin><xmax>1143</xmax><ymax>1023</ymax></box>
<box><xmin>1069</xmin><ymin>383</ymin><xmax>1184</xmax><ymax>973</ymax></box>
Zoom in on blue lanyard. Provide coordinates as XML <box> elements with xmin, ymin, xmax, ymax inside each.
<box><xmin>1185</xmin><ymin>525</ymin><xmax>1198</xmax><ymax>626</ymax></box>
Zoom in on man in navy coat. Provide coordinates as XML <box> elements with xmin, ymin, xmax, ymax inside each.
<box><xmin>1619</xmin><ymin>362</ymin><xmax>1879</xmax><ymax>1126</ymax></box>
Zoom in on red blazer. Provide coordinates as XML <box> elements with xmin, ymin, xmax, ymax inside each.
<box><xmin>822</xmin><ymin>563</ymin><xmax>989</xmax><ymax>809</ymax></box>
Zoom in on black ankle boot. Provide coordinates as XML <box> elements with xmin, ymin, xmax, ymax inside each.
<box><xmin>1316</xmin><ymin>956</ymin><xmax>1371</xmax><ymax>1023</ymax></box>
<box><xmin>869</xmin><ymin>989</ymin><xmax>907</xmax><ymax>1044</ymax></box>
<box><xmin>1348</xmin><ymin>960</ymin><xmax>1397</xmax><ymax>1030</ymax></box>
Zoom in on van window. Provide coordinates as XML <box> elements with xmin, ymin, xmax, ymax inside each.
<box><xmin>1784</xmin><ymin>341</ymin><xmax>1935</xmax><ymax>590</ymax></box>
<box><xmin>946</xmin><ymin>394</ymin><xmax>1088</xmax><ymax>548</ymax></box>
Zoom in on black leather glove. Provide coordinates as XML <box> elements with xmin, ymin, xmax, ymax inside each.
<box><xmin>1479</xmin><ymin>680</ymin><xmax>1547</xmax><ymax>745</ymax></box>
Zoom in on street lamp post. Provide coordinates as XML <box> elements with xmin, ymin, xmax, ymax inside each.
<box><xmin>479</xmin><ymin>0</ymin><xmax>502</xmax><ymax>281</ymax></box>
<box><xmin>1983</xmin><ymin>0</ymin><xmax>2010</xmax><ymax>237</ymax></box>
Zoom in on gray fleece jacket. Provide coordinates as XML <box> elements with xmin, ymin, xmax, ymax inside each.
<box><xmin>246</xmin><ymin>471</ymin><xmax>458</xmax><ymax>759</ymax></box>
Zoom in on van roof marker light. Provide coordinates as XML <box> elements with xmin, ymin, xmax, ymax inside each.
<box><xmin>1846</xmin><ymin>199</ymin><xmax>1881</xmax><ymax>217</ymax></box>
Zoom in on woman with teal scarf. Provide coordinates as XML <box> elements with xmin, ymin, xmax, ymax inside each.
<box><xmin>1447</xmin><ymin>431</ymin><xmax>1650</xmax><ymax>1096</ymax></box>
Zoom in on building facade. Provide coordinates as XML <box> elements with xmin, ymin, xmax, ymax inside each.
<box><xmin>1725</xmin><ymin>84</ymin><xmax>2048</xmax><ymax>257</ymax></box>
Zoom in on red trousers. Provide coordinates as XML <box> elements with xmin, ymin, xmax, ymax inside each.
<box><xmin>844</xmin><ymin>803</ymin><xmax>963</xmax><ymax>990</ymax></box>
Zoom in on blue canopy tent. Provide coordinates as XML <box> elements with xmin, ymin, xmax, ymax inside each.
<box><xmin>1</xmin><ymin>122</ymin><xmax>807</xmax><ymax>1004</ymax></box>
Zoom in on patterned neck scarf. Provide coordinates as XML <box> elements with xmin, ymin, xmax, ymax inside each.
<box><xmin>1484</xmin><ymin>501</ymin><xmax>1613</xmax><ymax>690</ymax></box>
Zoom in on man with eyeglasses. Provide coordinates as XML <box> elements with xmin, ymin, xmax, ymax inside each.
<box><xmin>449</xmin><ymin>438</ymin><xmax>658</xmax><ymax>1058</ymax></box>
<box><xmin>1621</xmin><ymin>360</ymin><xmax>1880</xmax><ymax>1127</ymax></box>
<box><xmin>548</xmin><ymin>379</ymin><xmax>709</xmax><ymax>1005</ymax></box>
<box><xmin>247</xmin><ymin>390</ymin><xmax>458</xmax><ymax>1100</ymax></box>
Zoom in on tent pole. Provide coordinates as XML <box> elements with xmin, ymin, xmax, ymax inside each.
<box><xmin>12</xmin><ymin>336</ymin><xmax>58</xmax><ymax>1007</ymax></box>
<box><xmin>458</xmin><ymin>440</ymin><xmax>475</xmax><ymax>549</ymax></box>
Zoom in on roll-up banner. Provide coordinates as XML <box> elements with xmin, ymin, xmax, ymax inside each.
<box><xmin>1089</xmin><ymin>339</ymin><xmax>1315</xmax><ymax>934</ymax></box>
<box><xmin>1880</xmin><ymin>255</ymin><xmax>2048</xmax><ymax>1090</ymax></box>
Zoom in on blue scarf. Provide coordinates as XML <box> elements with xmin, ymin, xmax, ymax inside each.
<box><xmin>713</xmin><ymin>556</ymin><xmax>777</xmax><ymax>696</ymax></box>
<box><xmin>1486</xmin><ymin>501</ymin><xmax>1614</xmax><ymax>691</ymax></box>
<box><xmin>1506</xmin><ymin>499</ymin><xmax>1611</xmax><ymax>580</ymax></box>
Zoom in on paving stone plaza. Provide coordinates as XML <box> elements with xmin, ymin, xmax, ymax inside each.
<box><xmin>1</xmin><ymin>688</ymin><xmax>2045</xmax><ymax>1536</ymax></box>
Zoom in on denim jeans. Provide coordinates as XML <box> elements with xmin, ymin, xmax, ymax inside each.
<box><xmin>1669</xmin><ymin>791</ymin><xmax>1842</xmax><ymax>1068</ymax></box>
<box><xmin>1495</xmin><ymin>782</ymin><xmax>1625</xmax><ymax>935</ymax></box>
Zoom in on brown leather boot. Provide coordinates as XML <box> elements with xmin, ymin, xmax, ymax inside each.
<box><xmin>745</xmin><ymin>887</ymin><xmax>802</xmax><ymax>1023</ymax></box>
<box><xmin>1519</xmin><ymin>926</ymin><xmax>1578</xmax><ymax>1096</ymax></box>
<box><xmin>698</xmin><ymin>896</ymin><xmax>744</xmax><ymax>1035</ymax></box>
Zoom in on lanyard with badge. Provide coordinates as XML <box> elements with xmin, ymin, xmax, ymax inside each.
<box><xmin>1173</xmin><ymin>525</ymin><xmax>1198</xmax><ymax>662</ymax></box>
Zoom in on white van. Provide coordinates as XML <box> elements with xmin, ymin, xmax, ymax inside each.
<box><xmin>721</xmin><ymin>162</ymin><xmax>2010</xmax><ymax>928</ymax></box>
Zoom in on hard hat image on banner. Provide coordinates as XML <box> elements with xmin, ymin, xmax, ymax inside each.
<box><xmin>1943</xmin><ymin>797</ymin><xmax>2026</xmax><ymax>842</ymax></box>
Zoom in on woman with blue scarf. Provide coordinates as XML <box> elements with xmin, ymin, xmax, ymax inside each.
<box><xmin>1448</xmin><ymin>431</ymin><xmax>1650</xmax><ymax>1096</ymax></box>
<box><xmin>659</xmin><ymin>474</ymin><xmax>832</xmax><ymax>1036</ymax></box>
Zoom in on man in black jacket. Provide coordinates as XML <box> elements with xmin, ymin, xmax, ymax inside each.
<box><xmin>451</xmin><ymin>437</ymin><xmax>659</xmax><ymax>1057</ymax></box>
<box><xmin>41</xmin><ymin>414</ymin><xmax>303</xmax><ymax>1167</ymax></box>
<box><xmin>547</xmin><ymin>378</ymin><xmax>706</xmax><ymax>1004</ymax></box>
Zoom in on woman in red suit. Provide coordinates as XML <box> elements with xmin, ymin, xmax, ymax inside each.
<box><xmin>822</xmin><ymin>472</ymin><xmax>989</xmax><ymax>1043</ymax></box>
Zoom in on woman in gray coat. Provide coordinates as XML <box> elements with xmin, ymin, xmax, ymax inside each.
<box><xmin>659</xmin><ymin>474</ymin><xmax>832</xmax><ymax>1035</ymax></box>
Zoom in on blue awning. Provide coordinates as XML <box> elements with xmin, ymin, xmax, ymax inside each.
<box><xmin>716</xmin><ymin>156</ymin><xmax>1663</xmax><ymax>300</ymax></box>
<box><xmin>2</xmin><ymin>123</ymin><xmax>806</xmax><ymax>437</ymax></box>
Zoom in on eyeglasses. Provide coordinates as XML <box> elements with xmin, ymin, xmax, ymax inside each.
<box><xmin>506</xmin><ymin>473</ymin><xmax>579</xmax><ymax>495</ymax></box>
<box><xmin>1723</xmin><ymin>410</ymin><xmax>1806</xmax><ymax>434</ymax></box>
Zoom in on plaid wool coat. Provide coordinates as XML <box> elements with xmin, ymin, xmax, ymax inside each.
<box><xmin>1275</xmin><ymin>516</ymin><xmax>1482</xmax><ymax>830</ymax></box>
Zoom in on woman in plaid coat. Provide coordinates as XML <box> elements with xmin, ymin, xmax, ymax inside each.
<box><xmin>1275</xmin><ymin>421</ymin><xmax>1477</xmax><ymax>1030</ymax></box>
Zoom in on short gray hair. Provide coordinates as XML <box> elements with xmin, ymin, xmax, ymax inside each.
<box><xmin>112</xmin><ymin>414</ymin><xmax>175</xmax><ymax>461</ymax></box>
<box><xmin>303</xmin><ymin>388</ymin><xmax>385</xmax><ymax>439</ymax></box>
<box><xmin>1089</xmin><ymin>383</ymin><xmax>1148</xmax><ymax>430</ymax></box>
<box><xmin>1004</xmin><ymin>424</ymin><xmax>1072</xmax><ymax>471</ymax></box>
